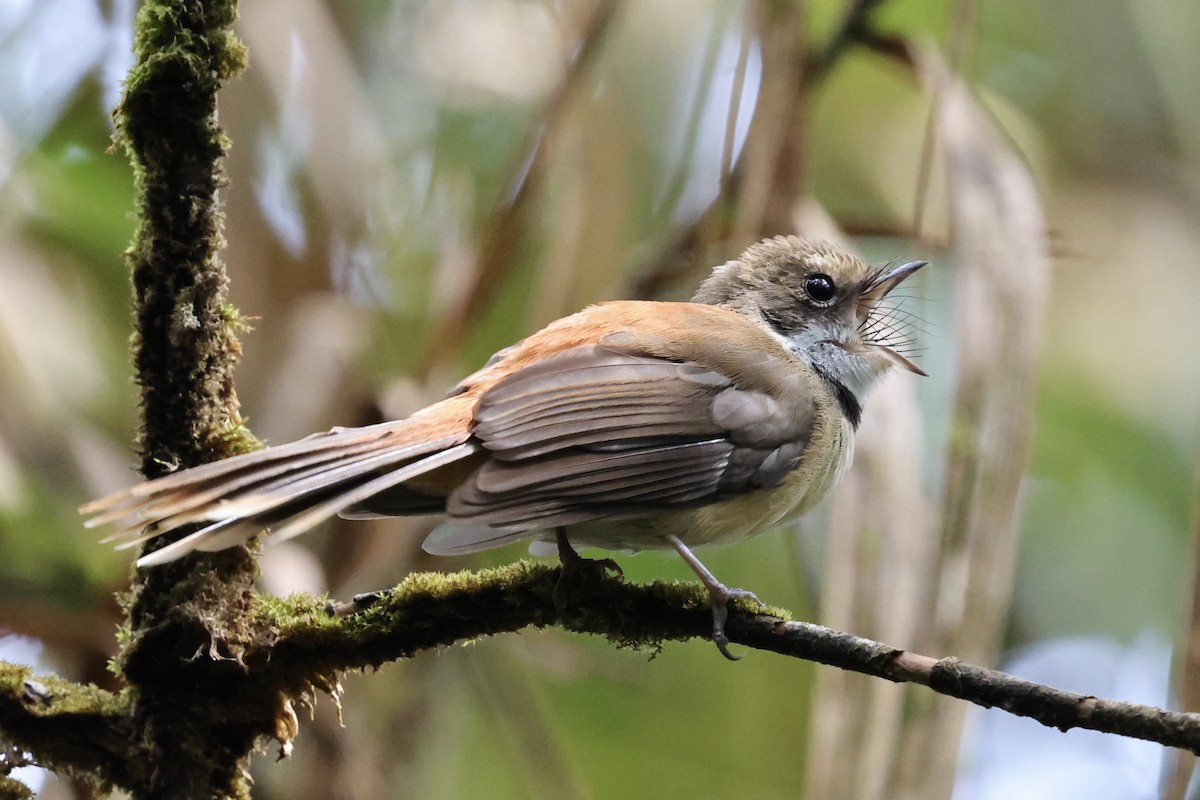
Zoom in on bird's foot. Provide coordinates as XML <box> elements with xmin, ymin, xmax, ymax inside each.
<box><xmin>704</xmin><ymin>583</ymin><xmax>761</xmax><ymax>661</ymax></box>
<box><xmin>553</xmin><ymin>528</ymin><xmax>623</xmax><ymax>625</ymax></box>
<box><xmin>667</xmin><ymin>534</ymin><xmax>760</xmax><ymax>661</ymax></box>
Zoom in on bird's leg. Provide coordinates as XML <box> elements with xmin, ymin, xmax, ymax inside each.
<box><xmin>553</xmin><ymin>528</ymin><xmax>578</xmax><ymax>622</ymax></box>
<box><xmin>553</xmin><ymin>527</ymin><xmax>622</xmax><ymax>625</ymax></box>
<box><xmin>667</xmin><ymin>534</ymin><xmax>760</xmax><ymax>661</ymax></box>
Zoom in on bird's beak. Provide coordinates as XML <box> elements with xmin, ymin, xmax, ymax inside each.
<box><xmin>862</xmin><ymin>260</ymin><xmax>928</xmax><ymax>303</ymax></box>
<box><xmin>851</xmin><ymin>259</ymin><xmax>929</xmax><ymax>376</ymax></box>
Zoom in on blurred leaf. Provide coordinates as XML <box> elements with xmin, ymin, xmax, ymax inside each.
<box><xmin>1033</xmin><ymin>366</ymin><xmax>1192</xmax><ymax>532</ymax></box>
<box><xmin>20</xmin><ymin>85</ymin><xmax>135</xmax><ymax>287</ymax></box>
<box><xmin>1014</xmin><ymin>365</ymin><xmax>1192</xmax><ymax>640</ymax></box>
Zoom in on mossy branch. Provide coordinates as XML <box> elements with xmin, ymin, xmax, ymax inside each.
<box><xmin>254</xmin><ymin>565</ymin><xmax>1200</xmax><ymax>756</ymax></box>
<box><xmin>8</xmin><ymin>565</ymin><xmax>1200</xmax><ymax>795</ymax></box>
<box><xmin>0</xmin><ymin>663</ymin><xmax>128</xmax><ymax>793</ymax></box>
<box><xmin>118</xmin><ymin>0</ymin><xmax>254</xmax><ymax>473</ymax></box>
<box><xmin>107</xmin><ymin>0</ymin><xmax>262</xmax><ymax>797</ymax></box>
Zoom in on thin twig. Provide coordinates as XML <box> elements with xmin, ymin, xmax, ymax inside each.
<box><xmin>735</xmin><ymin>618</ymin><xmax>1200</xmax><ymax>753</ymax></box>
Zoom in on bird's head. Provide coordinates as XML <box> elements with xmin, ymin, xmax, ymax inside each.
<box><xmin>693</xmin><ymin>235</ymin><xmax>927</xmax><ymax>404</ymax></box>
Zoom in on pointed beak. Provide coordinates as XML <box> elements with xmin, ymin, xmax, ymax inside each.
<box><xmin>852</xmin><ymin>258</ymin><xmax>929</xmax><ymax>377</ymax></box>
<box><xmin>863</xmin><ymin>259</ymin><xmax>928</xmax><ymax>302</ymax></box>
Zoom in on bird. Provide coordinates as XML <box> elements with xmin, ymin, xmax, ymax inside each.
<box><xmin>81</xmin><ymin>236</ymin><xmax>926</xmax><ymax>659</ymax></box>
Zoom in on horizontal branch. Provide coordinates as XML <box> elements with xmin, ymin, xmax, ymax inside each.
<box><xmin>255</xmin><ymin>562</ymin><xmax>1200</xmax><ymax>755</ymax></box>
<box><xmin>7</xmin><ymin>562</ymin><xmax>1200</xmax><ymax>787</ymax></box>
<box><xmin>728</xmin><ymin>617</ymin><xmax>1200</xmax><ymax>751</ymax></box>
<box><xmin>0</xmin><ymin>662</ymin><xmax>128</xmax><ymax>789</ymax></box>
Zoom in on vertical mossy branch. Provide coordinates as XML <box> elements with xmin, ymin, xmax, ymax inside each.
<box><xmin>118</xmin><ymin>1</ymin><xmax>253</xmax><ymax>476</ymax></box>
<box><xmin>113</xmin><ymin>3</ymin><xmax>265</xmax><ymax>798</ymax></box>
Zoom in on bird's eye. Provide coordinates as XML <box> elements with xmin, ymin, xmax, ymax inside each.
<box><xmin>803</xmin><ymin>273</ymin><xmax>836</xmax><ymax>303</ymax></box>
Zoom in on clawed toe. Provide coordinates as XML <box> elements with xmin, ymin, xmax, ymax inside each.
<box><xmin>723</xmin><ymin>587</ymin><xmax>760</xmax><ymax>605</ymax></box>
<box><xmin>707</xmin><ymin>583</ymin><xmax>760</xmax><ymax>661</ymax></box>
<box><xmin>550</xmin><ymin>529</ymin><xmax>760</xmax><ymax>659</ymax></box>
<box><xmin>594</xmin><ymin>557</ymin><xmax>623</xmax><ymax>579</ymax></box>
<box><xmin>666</xmin><ymin>534</ymin><xmax>763</xmax><ymax>661</ymax></box>
<box><xmin>351</xmin><ymin>590</ymin><xmax>388</xmax><ymax>608</ymax></box>
<box><xmin>553</xmin><ymin>528</ymin><xmax>623</xmax><ymax>626</ymax></box>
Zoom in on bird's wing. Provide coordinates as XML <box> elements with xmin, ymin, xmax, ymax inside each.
<box><xmin>433</xmin><ymin>338</ymin><xmax>820</xmax><ymax>541</ymax></box>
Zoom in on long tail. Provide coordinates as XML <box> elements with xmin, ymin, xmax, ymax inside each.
<box><xmin>81</xmin><ymin>418</ymin><xmax>478</xmax><ymax>567</ymax></box>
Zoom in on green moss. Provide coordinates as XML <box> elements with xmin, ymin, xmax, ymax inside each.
<box><xmin>108</xmin><ymin>0</ymin><xmax>266</xmax><ymax>796</ymax></box>
<box><xmin>250</xmin><ymin>562</ymin><xmax>782</xmax><ymax>682</ymax></box>
<box><xmin>0</xmin><ymin>666</ymin><xmax>122</xmax><ymax>718</ymax></box>
<box><xmin>0</xmin><ymin>776</ymin><xmax>33</xmax><ymax>800</ymax></box>
<box><xmin>115</xmin><ymin>0</ymin><xmax>253</xmax><ymax>475</ymax></box>
<box><xmin>0</xmin><ymin>662</ymin><xmax>129</xmax><ymax>792</ymax></box>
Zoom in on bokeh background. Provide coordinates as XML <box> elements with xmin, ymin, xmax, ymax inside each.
<box><xmin>2</xmin><ymin>0</ymin><xmax>1199</xmax><ymax>798</ymax></box>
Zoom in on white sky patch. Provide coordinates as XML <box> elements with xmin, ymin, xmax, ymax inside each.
<box><xmin>660</xmin><ymin>21</ymin><xmax>761</xmax><ymax>222</ymax></box>
<box><xmin>253</xmin><ymin>32</ymin><xmax>312</xmax><ymax>258</ymax></box>
<box><xmin>954</xmin><ymin>633</ymin><xmax>1169</xmax><ymax>800</ymax></box>
<box><xmin>0</xmin><ymin>0</ymin><xmax>105</xmax><ymax>146</ymax></box>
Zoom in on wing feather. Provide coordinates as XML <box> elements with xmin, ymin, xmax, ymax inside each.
<box><xmin>429</xmin><ymin>343</ymin><xmax>818</xmax><ymax>540</ymax></box>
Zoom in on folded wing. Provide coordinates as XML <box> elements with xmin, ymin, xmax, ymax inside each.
<box><xmin>417</xmin><ymin>343</ymin><xmax>817</xmax><ymax>552</ymax></box>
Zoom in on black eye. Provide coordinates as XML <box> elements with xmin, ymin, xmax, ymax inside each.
<box><xmin>803</xmin><ymin>273</ymin><xmax>836</xmax><ymax>303</ymax></box>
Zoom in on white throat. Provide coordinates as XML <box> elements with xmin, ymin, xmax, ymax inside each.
<box><xmin>775</xmin><ymin>321</ymin><xmax>889</xmax><ymax>404</ymax></box>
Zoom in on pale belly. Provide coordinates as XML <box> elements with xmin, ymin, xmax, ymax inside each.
<box><xmin>553</xmin><ymin>419</ymin><xmax>855</xmax><ymax>552</ymax></box>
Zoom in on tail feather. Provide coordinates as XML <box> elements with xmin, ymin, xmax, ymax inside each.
<box><xmin>137</xmin><ymin>443</ymin><xmax>479</xmax><ymax>567</ymax></box>
<box><xmin>80</xmin><ymin>420</ymin><xmax>417</xmax><ymax>515</ymax></box>
<box><xmin>420</xmin><ymin>521</ymin><xmax>537</xmax><ymax>555</ymax></box>
<box><xmin>155</xmin><ymin>437</ymin><xmax>457</xmax><ymax>530</ymax></box>
<box><xmin>93</xmin><ymin>440</ymin><xmax>392</xmax><ymax>534</ymax></box>
<box><xmin>134</xmin><ymin>512</ymin><xmax>295</xmax><ymax>567</ymax></box>
<box><xmin>258</xmin><ymin>443</ymin><xmax>478</xmax><ymax>546</ymax></box>
<box><xmin>82</xmin><ymin>419</ymin><xmax>478</xmax><ymax>566</ymax></box>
